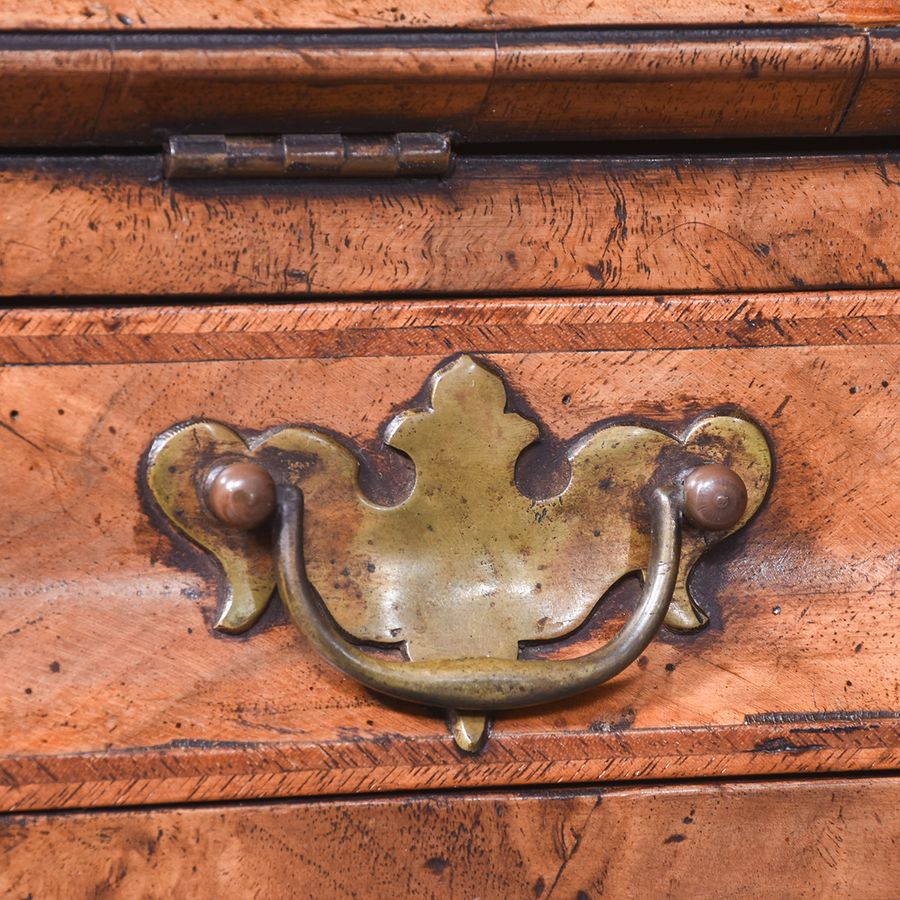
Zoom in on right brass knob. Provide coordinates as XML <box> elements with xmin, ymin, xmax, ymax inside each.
<box><xmin>683</xmin><ymin>464</ymin><xmax>748</xmax><ymax>531</ymax></box>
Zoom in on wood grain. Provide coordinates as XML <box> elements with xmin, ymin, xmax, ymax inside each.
<box><xmin>841</xmin><ymin>32</ymin><xmax>900</xmax><ymax>134</ymax></box>
<box><xmin>0</xmin><ymin>296</ymin><xmax>897</xmax><ymax>811</ymax></box>
<box><xmin>2</xmin><ymin>777</ymin><xmax>899</xmax><ymax>898</ymax></box>
<box><xmin>1</xmin><ymin>292</ymin><xmax>898</xmax><ymax>364</ymax></box>
<box><xmin>1</xmin><ymin>155</ymin><xmax>898</xmax><ymax>297</ymax></box>
<box><xmin>1</xmin><ymin>0</ymin><xmax>897</xmax><ymax>30</ymax></box>
<box><xmin>480</xmin><ymin>32</ymin><xmax>866</xmax><ymax>141</ymax></box>
<box><xmin>0</xmin><ymin>31</ymin><xmax>868</xmax><ymax>146</ymax></box>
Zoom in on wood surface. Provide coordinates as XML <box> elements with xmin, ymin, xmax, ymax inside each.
<box><xmin>1</xmin><ymin>0</ymin><xmax>897</xmax><ymax>30</ymax></box>
<box><xmin>0</xmin><ymin>31</ymin><xmax>870</xmax><ymax>146</ymax></box>
<box><xmin>0</xmin><ymin>295</ymin><xmax>897</xmax><ymax>812</ymax></box>
<box><xmin>2</xmin><ymin>777</ymin><xmax>899</xmax><ymax>898</ymax></box>
<box><xmin>841</xmin><ymin>32</ymin><xmax>900</xmax><ymax>134</ymax></box>
<box><xmin>1</xmin><ymin>292</ymin><xmax>897</xmax><ymax>364</ymax></box>
<box><xmin>1</xmin><ymin>154</ymin><xmax>899</xmax><ymax>297</ymax></box>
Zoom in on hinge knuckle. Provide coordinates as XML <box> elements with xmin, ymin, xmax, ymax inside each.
<box><xmin>165</xmin><ymin>133</ymin><xmax>451</xmax><ymax>179</ymax></box>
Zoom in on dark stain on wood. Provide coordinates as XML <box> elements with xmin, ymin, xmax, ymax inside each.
<box><xmin>752</xmin><ymin>737</ymin><xmax>828</xmax><ymax>754</ymax></box>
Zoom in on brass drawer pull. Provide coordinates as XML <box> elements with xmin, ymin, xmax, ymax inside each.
<box><xmin>146</xmin><ymin>356</ymin><xmax>771</xmax><ymax>751</ymax></box>
<box><xmin>274</xmin><ymin>479</ymin><xmax>680</xmax><ymax>749</ymax></box>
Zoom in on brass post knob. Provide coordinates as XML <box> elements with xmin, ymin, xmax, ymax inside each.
<box><xmin>683</xmin><ymin>464</ymin><xmax>748</xmax><ymax>531</ymax></box>
<box><xmin>206</xmin><ymin>462</ymin><xmax>276</xmax><ymax>529</ymax></box>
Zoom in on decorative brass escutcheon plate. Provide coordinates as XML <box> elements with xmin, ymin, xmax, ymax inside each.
<box><xmin>146</xmin><ymin>356</ymin><xmax>772</xmax><ymax>751</ymax></box>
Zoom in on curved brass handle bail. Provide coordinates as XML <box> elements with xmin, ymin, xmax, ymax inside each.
<box><xmin>275</xmin><ymin>483</ymin><xmax>682</xmax><ymax>712</ymax></box>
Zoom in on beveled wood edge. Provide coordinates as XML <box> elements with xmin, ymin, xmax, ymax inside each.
<box><xmin>7</xmin><ymin>769</ymin><xmax>900</xmax><ymax>817</ymax></box>
<box><xmin>841</xmin><ymin>31</ymin><xmax>900</xmax><ymax>134</ymax></box>
<box><xmin>1</xmin><ymin>291</ymin><xmax>898</xmax><ymax>365</ymax></box>
<box><xmin>0</xmin><ymin>27</ymin><xmax>886</xmax><ymax>144</ymax></box>
<box><xmin>1</xmin><ymin>717</ymin><xmax>898</xmax><ymax>812</ymax></box>
<box><xmin>0</xmin><ymin>27</ymin><xmax>870</xmax><ymax>73</ymax></box>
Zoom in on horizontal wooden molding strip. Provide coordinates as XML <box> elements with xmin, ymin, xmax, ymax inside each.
<box><xmin>1</xmin><ymin>721</ymin><xmax>899</xmax><ymax>813</ymax></box>
<box><xmin>2</xmin><ymin>1</ymin><xmax>898</xmax><ymax>30</ymax></box>
<box><xmin>0</xmin><ymin>154</ymin><xmax>897</xmax><ymax>296</ymax></box>
<box><xmin>0</xmin><ymin>30</ymin><xmax>883</xmax><ymax>145</ymax></box>
<box><xmin>1</xmin><ymin>292</ymin><xmax>898</xmax><ymax>364</ymax></box>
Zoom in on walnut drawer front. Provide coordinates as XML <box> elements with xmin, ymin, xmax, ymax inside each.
<box><xmin>3</xmin><ymin>777</ymin><xmax>899</xmax><ymax>899</ymax></box>
<box><xmin>0</xmin><ymin>296</ymin><xmax>897</xmax><ymax>812</ymax></box>
<box><xmin>1</xmin><ymin>154</ymin><xmax>898</xmax><ymax>298</ymax></box>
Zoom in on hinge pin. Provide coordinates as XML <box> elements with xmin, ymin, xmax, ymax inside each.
<box><xmin>165</xmin><ymin>132</ymin><xmax>451</xmax><ymax>178</ymax></box>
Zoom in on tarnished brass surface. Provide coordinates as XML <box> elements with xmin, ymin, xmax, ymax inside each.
<box><xmin>146</xmin><ymin>355</ymin><xmax>772</xmax><ymax>748</ymax></box>
<box><xmin>165</xmin><ymin>133</ymin><xmax>451</xmax><ymax>178</ymax></box>
<box><xmin>448</xmin><ymin>711</ymin><xmax>490</xmax><ymax>754</ymax></box>
<box><xmin>684</xmin><ymin>463</ymin><xmax>748</xmax><ymax>531</ymax></box>
<box><xmin>147</xmin><ymin>422</ymin><xmax>277</xmax><ymax>634</ymax></box>
<box><xmin>274</xmin><ymin>481</ymin><xmax>681</xmax><ymax>708</ymax></box>
<box><xmin>206</xmin><ymin>461</ymin><xmax>276</xmax><ymax>530</ymax></box>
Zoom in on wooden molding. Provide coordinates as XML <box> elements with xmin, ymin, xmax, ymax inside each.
<box><xmin>1</xmin><ymin>1</ymin><xmax>898</xmax><ymax>30</ymax></box>
<box><xmin>0</xmin><ymin>30</ymin><xmax>876</xmax><ymax>145</ymax></box>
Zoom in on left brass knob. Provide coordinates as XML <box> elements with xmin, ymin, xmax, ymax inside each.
<box><xmin>206</xmin><ymin>462</ymin><xmax>276</xmax><ymax>529</ymax></box>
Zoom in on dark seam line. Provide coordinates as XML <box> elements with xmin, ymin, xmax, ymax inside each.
<box><xmin>3</xmin><ymin>281</ymin><xmax>900</xmax><ymax>310</ymax></box>
<box><xmin>0</xmin><ymin>24</ymin><xmax>880</xmax><ymax>49</ymax></box>
<box><xmin>835</xmin><ymin>29</ymin><xmax>873</xmax><ymax>135</ymax></box>
<box><xmin>4</xmin><ymin>767</ymin><xmax>900</xmax><ymax>820</ymax></box>
<box><xmin>2</xmin><ymin>337</ymin><xmax>899</xmax><ymax>369</ymax></box>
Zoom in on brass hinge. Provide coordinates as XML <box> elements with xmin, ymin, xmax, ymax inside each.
<box><xmin>164</xmin><ymin>133</ymin><xmax>452</xmax><ymax>179</ymax></box>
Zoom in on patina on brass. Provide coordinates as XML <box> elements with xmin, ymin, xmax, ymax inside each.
<box><xmin>146</xmin><ymin>355</ymin><xmax>772</xmax><ymax>750</ymax></box>
<box><xmin>274</xmin><ymin>482</ymin><xmax>680</xmax><ymax>703</ymax></box>
<box><xmin>206</xmin><ymin>462</ymin><xmax>276</xmax><ymax>530</ymax></box>
<box><xmin>165</xmin><ymin>133</ymin><xmax>451</xmax><ymax>178</ymax></box>
<box><xmin>684</xmin><ymin>463</ymin><xmax>748</xmax><ymax>531</ymax></box>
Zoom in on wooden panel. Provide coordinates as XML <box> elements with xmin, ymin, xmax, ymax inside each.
<box><xmin>2</xmin><ymin>777</ymin><xmax>899</xmax><ymax>898</ymax></box>
<box><xmin>0</xmin><ymin>31</ymin><xmax>868</xmax><ymax>146</ymax></box>
<box><xmin>1</xmin><ymin>0</ymin><xmax>897</xmax><ymax>30</ymax></box>
<box><xmin>477</xmin><ymin>31</ymin><xmax>866</xmax><ymax>141</ymax></box>
<box><xmin>1</xmin><ymin>154</ymin><xmax>898</xmax><ymax>297</ymax></box>
<box><xmin>841</xmin><ymin>31</ymin><xmax>900</xmax><ymax>134</ymax></box>
<box><xmin>0</xmin><ymin>35</ymin><xmax>494</xmax><ymax>148</ymax></box>
<box><xmin>0</xmin><ymin>295</ymin><xmax>898</xmax><ymax>811</ymax></box>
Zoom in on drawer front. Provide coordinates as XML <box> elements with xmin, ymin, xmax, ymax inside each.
<box><xmin>0</xmin><ymin>154</ymin><xmax>898</xmax><ymax>297</ymax></box>
<box><xmin>2</xmin><ymin>776</ymin><xmax>899</xmax><ymax>898</ymax></box>
<box><xmin>0</xmin><ymin>295</ymin><xmax>897</xmax><ymax>811</ymax></box>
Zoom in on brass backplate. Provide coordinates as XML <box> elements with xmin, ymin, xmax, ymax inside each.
<box><xmin>146</xmin><ymin>355</ymin><xmax>771</xmax><ymax>749</ymax></box>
